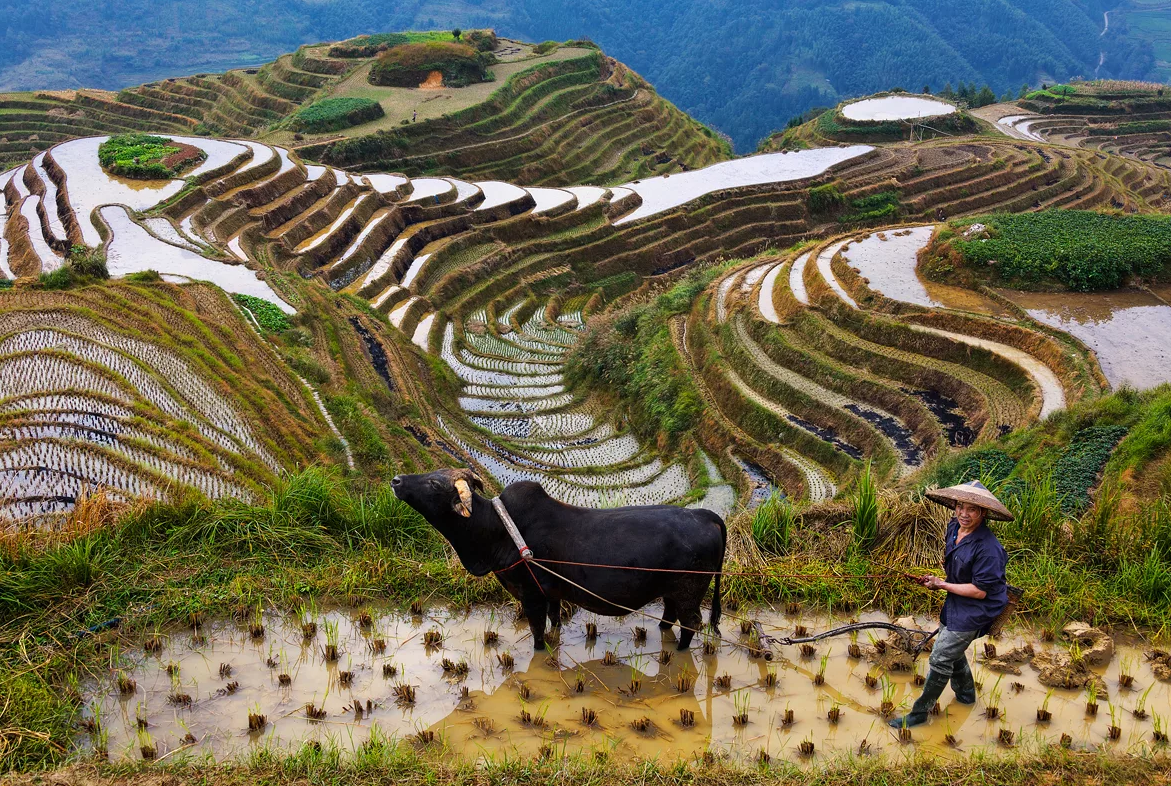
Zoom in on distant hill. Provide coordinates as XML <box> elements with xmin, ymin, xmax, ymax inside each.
<box><xmin>0</xmin><ymin>0</ymin><xmax>1160</xmax><ymax>150</ymax></box>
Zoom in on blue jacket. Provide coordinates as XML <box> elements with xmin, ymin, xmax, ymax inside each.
<box><xmin>939</xmin><ymin>517</ymin><xmax>1008</xmax><ymax>635</ymax></box>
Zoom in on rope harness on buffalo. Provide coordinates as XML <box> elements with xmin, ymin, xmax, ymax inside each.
<box><xmin>486</xmin><ymin>497</ymin><xmax>1022</xmax><ymax>659</ymax></box>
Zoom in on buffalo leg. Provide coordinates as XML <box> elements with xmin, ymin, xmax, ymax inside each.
<box><xmin>660</xmin><ymin>598</ymin><xmax>678</xmax><ymax>631</ymax></box>
<box><xmin>546</xmin><ymin>602</ymin><xmax>562</xmax><ymax>642</ymax></box>
<box><xmin>676</xmin><ymin>604</ymin><xmax>703</xmax><ymax>651</ymax></box>
<box><xmin>524</xmin><ymin>595</ymin><xmax>548</xmax><ymax>652</ymax></box>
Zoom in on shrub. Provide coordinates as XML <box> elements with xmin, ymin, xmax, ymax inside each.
<box><xmin>533</xmin><ymin>41</ymin><xmax>560</xmax><ymax>55</ymax></box>
<box><xmin>97</xmin><ymin>134</ymin><xmax>206</xmax><ymax>179</ymax></box>
<box><xmin>369</xmin><ymin>42</ymin><xmax>493</xmax><ymax>88</ymax></box>
<box><xmin>125</xmin><ymin>269</ymin><xmax>162</xmax><ymax>283</ymax></box>
<box><xmin>808</xmin><ymin>182</ymin><xmax>846</xmax><ymax>214</ymax></box>
<box><xmin>291</xmin><ymin>98</ymin><xmax>385</xmax><ymax>133</ymax></box>
<box><xmin>840</xmin><ymin>191</ymin><xmax>901</xmax><ymax>223</ymax></box>
<box><xmin>68</xmin><ymin>245</ymin><xmax>109</xmax><ymax>279</ymax></box>
<box><xmin>38</xmin><ymin>248</ymin><xmax>108</xmax><ymax>290</ymax></box>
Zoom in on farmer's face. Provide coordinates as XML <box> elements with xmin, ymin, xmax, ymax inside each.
<box><xmin>956</xmin><ymin>501</ymin><xmax>986</xmax><ymax>528</ymax></box>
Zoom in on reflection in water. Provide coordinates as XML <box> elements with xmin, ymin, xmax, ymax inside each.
<box><xmin>614</xmin><ymin>147</ymin><xmax>873</xmax><ymax>225</ymax></box>
<box><xmin>840</xmin><ymin>227</ymin><xmax>1004</xmax><ymax>316</ymax></box>
<box><xmin>82</xmin><ymin>605</ymin><xmax>1168</xmax><ymax>764</ymax></box>
<box><xmin>100</xmin><ymin>206</ymin><xmax>294</xmax><ymax>313</ymax></box>
<box><xmin>841</xmin><ymin>96</ymin><xmax>956</xmax><ymax>122</ymax></box>
<box><xmin>50</xmin><ymin>137</ymin><xmax>187</xmax><ymax>246</ymax></box>
<box><xmin>1000</xmin><ymin>289</ymin><xmax>1171</xmax><ymax>390</ymax></box>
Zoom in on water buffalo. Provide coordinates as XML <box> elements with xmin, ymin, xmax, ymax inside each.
<box><xmin>391</xmin><ymin>468</ymin><xmax>726</xmax><ymax>651</ymax></box>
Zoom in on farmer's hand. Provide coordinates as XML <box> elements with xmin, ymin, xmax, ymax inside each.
<box><xmin>922</xmin><ymin>576</ymin><xmax>946</xmax><ymax>591</ymax></box>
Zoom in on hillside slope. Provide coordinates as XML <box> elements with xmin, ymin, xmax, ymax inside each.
<box><xmin>0</xmin><ymin>0</ymin><xmax>1153</xmax><ymax>151</ymax></box>
<box><xmin>0</xmin><ymin>37</ymin><xmax>729</xmax><ymax>183</ymax></box>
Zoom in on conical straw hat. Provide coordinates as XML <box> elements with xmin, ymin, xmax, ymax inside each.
<box><xmin>924</xmin><ymin>480</ymin><xmax>1013</xmax><ymax>521</ymax></box>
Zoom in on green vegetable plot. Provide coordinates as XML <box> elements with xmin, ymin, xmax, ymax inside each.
<box><xmin>955</xmin><ymin>211</ymin><xmax>1171</xmax><ymax>291</ymax></box>
<box><xmin>97</xmin><ymin>133</ymin><xmax>205</xmax><ymax>179</ymax></box>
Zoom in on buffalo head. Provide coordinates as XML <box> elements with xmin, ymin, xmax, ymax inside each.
<box><xmin>392</xmin><ymin>468</ymin><xmax>485</xmax><ymax>519</ymax></box>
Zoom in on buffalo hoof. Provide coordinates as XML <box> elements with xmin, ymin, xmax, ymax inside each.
<box><xmin>676</xmin><ymin>641</ymin><xmax>691</xmax><ymax>651</ymax></box>
<box><xmin>659</xmin><ymin>621</ymin><xmax>673</xmax><ymax>631</ymax></box>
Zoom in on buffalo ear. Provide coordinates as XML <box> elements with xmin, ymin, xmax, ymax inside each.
<box><xmin>457</xmin><ymin>468</ymin><xmax>485</xmax><ymax>493</ymax></box>
<box><xmin>453</xmin><ymin>478</ymin><xmax>473</xmax><ymax>518</ymax></box>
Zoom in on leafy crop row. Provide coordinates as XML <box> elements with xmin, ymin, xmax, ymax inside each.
<box><xmin>233</xmin><ymin>293</ymin><xmax>291</xmax><ymax>333</ymax></box>
<box><xmin>1054</xmin><ymin>425</ymin><xmax>1127</xmax><ymax>512</ymax></box>
<box><xmin>291</xmin><ymin>98</ymin><xmax>385</xmax><ymax>133</ymax></box>
<box><xmin>97</xmin><ymin>134</ymin><xmax>205</xmax><ymax>179</ymax></box>
<box><xmin>953</xmin><ymin>211</ymin><xmax>1171</xmax><ymax>291</ymax></box>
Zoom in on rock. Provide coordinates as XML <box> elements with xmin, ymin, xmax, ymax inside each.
<box><xmin>1062</xmin><ymin>622</ymin><xmax>1114</xmax><ymax>665</ymax></box>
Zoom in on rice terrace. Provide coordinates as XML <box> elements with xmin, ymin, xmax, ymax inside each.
<box><xmin>3</xmin><ymin>21</ymin><xmax>1171</xmax><ymax>786</ymax></box>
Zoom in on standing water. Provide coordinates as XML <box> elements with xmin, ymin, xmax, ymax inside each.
<box><xmin>81</xmin><ymin>605</ymin><xmax>1169</xmax><ymax>764</ymax></box>
<box><xmin>614</xmin><ymin>147</ymin><xmax>873</xmax><ymax>225</ymax></box>
<box><xmin>1000</xmin><ymin>288</ymin><xmax>1171</xmax><ymax>390</ymax></box>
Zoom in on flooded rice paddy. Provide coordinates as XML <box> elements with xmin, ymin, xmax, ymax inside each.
<box><xmin>1000</xmin><ymin>288</ymin><xmax>1171</xmax><ymax>390</ymax></box>
<box><xmin>83</xmin><ymin>605</ymin><xmax>1170</xmax><ymax>765</ymax></box>
<box><xmin>613</xmin><ymin>147</ymin><xmax>873</xmax><ymax>225</ymax></box>
<box><xmin>839</xmin><ymin>228</ymin><xmax>1005</xmax><ymax>315</ymax></box>
<box><xmin>840</xmin><ymin>96</ymin><xmax>956</xmax><ymax>122</ymax></box>
<box><xmin>100</xmin><ymin>207</ymin><xmax>294</xmax><ymax>313</ymax></box>
<box><xmin>51</xmin><ymin>137</ymin><xmax>188</xmax><ymax>246</ymax></box>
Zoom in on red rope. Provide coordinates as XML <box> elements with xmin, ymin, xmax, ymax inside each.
<box><xmin>493</xmin><ymin>554</ymin><xmax>548</xmax><ymax>596</ymax></box>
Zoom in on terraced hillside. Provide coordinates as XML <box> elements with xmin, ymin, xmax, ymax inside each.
<box><xmin>977</xmin><ymin>80</ymin><xmax>1171</xmax><ymax>169</ymax></box>
<box><xmin>0</xmin><ymin>35</ymin><xmax>728</xmax><ymax>185</ymax></box>
<box><xmin>677</xmin><ymin>224</ymin><xmax>1110</xmax><ymax>498</ymax></box>
<box><xmin>0</xmin><ymin>281</ymin><xmax>333</xmax><ymax>525</ymax></box>
<box><xmin>6</xmin><ymin>72</ymin><xmax>1171</xmax><ymax>522</ymax></box>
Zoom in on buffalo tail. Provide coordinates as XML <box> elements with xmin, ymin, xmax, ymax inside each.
<box><xmin>710</xmin><ymin>515</ymin><xmax>726</xmax><ymax>634</ymax></box>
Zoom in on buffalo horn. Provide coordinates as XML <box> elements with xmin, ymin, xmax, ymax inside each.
<box><xmin>454</xmin><ymin>479</ymin><xmax>474</xmax><ymax>518</ymax></box>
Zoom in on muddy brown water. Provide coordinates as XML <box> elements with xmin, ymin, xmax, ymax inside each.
<box><xmin>1000</xmin><ymin>288</ymin><xmax>1171</xmax><ymax>391</ymax></box>
<box><xmin>83</xmin><ymin>605</ymin><xmax>1170</xmax><ymax>764</ymax></box>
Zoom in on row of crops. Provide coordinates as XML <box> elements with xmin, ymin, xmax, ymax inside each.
<box><xmin>683</xmin><ymin>224</ymin><xmax>1108</xmax><ymax>498</ymax></box>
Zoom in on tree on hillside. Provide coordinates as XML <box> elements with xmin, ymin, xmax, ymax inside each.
<box><xmin>452</xmin><ymin>28</ymin><xmax>462</xmax><ymax>40</ymax></box>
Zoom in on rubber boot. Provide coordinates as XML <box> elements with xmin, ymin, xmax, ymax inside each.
<box><xmin>950</xmin><ymin>657</ymin><xmax>977</xmax><ymax>705</ymax></box>
<box><xmin>888</xmin><ymin>670</ymin><xmax>949</xmax><ymax>728</ymax></box>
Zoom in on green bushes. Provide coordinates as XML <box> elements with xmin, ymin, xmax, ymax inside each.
<box><xmin>97</xmin><ymin>133</ymin><xmax>206</xmax><ymax>179</ymax></box>
<box><xmin>841</xmin><ymin>191</ymin><xmax>901</xmax><ymax>223</ymax></box>
<box><xmin>38</xmin><ymin>247</ymin><xmax>109</xmax><ymax>290</ymax></box>
<box><xmin>950</xmin><ymin>211</ymin><xmax>1171</xmax><ymax>291</ymax></box>
<box><xmin>808</xmin><ymin>182</ymin><xmax>846</xmax><ymax>214</ymax></box>
<box><xmin>233</xmin><ymin>292</ymin><xmax>292</xmax><ymax>333</ymax></box>
<box><xmin>565</xmin><ymin>267</ymin><xmax>719</xmax><ymax>446</ymax></box>
<box><xmin>533</xmin><ymin>40</ymin><xmax>560</xmax><ymax>55</ymax></box>
<box><xmin>291</xmin><ymin>98</ymin><xmax>385</xmax><ymax>133</ymax></box>
<box><xmin>368</xmin><ymin>42</ymin><xmax>494</xmax><ymax>88</ymax></box>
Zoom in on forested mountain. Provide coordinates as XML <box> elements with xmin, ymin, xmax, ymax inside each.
<box><xmin>0</xmin><ymin>0</ymin><xmax>1159</xmax><ymax>149</ymax></box>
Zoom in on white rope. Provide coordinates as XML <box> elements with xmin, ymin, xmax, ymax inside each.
<box><xmin>492</xmin><ymin>496</ymin><xmax>533</xmax><ymax>560</ymax></box>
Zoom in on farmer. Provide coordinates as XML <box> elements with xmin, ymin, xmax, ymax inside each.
<box><xmin>889</xmin><ymin>480</ymin><xmax>1010</xmax><ymax>728</ymax></box>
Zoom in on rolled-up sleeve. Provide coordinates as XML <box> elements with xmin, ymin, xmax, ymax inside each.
<box><xmin>970</xmin><ymin>543</ymin><xmax>1006</xmax><ymax>594</ymax></box>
